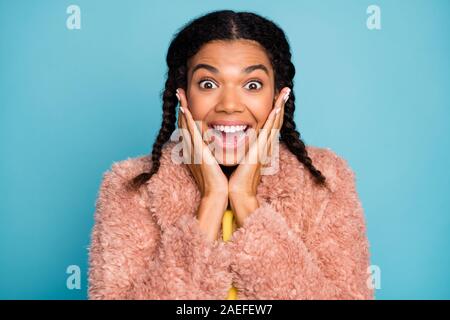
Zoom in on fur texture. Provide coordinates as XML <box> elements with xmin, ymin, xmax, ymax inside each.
<box><xmin>88</xmin><ymin>140</ymin><xmax>374</xmax><ymax>300</ymax></box>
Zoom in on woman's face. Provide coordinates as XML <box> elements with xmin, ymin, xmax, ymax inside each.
<box><xmin>184</xmin><ymin>39</ymin><xmax>282</xmax><ymax>166</ymax></box>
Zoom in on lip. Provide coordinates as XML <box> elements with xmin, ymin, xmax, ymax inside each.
<box><xmin>204</xmin><ymin>120</ymin><xmax>253</xmax><ymax>150</ymax></box>
<box><xmin>210</xmin><ymin>129</ymin><xmax>248</xmax><ymax>149</ymax></box>
<box><xmin>207</xmin><ymin>120</ymin><xmax>253</xmax><ymax>129</ymax></box>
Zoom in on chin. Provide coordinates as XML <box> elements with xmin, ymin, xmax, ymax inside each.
<box><xmin>218</xmin><ymin>161</ymin><xmax>239</xmax><ymax>166</ymax></box>
<box><xmin>212</xmin><ymin>147</ymin><xmax>247</xmax><ymax>166</ymax></box>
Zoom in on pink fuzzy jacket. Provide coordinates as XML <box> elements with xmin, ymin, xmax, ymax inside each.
<box><xmin>88</xmin><ymin>140</ymin><xmax>374</xmax><ymax>300</ymax></box>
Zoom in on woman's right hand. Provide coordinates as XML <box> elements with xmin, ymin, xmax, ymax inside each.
<box><xmin>176</xmin><ymin>88</ymin><xmax>229</xmax><ymax>199</ymax></box>
<box><xmin>176</xmin><ymin>88</ymin><xmax>229</xmax><ymax>241</ymax></box>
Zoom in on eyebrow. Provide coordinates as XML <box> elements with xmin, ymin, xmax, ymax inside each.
<box><xmin>191</xmin><ymin>63</ymin><xmax>270</xmax><ymax>76</ymax></box>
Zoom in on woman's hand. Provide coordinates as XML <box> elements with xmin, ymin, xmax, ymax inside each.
<box><xmin>228</xmin><ymin>87</ymin><xmax>291</xmax><ymax>227</ymax></box>
<box><xmin>177</xmin><ymin>88</ymin><xmax>229</xmax><ymax>199</ymax></box>
<box><xmin>176</xmin><ymin>88</ymin><xmax>229</xmax><ymax>241</ymax></box>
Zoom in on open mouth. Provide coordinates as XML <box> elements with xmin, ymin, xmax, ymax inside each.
<box><xmin>206</xmin><ymin>123</ymin><xmax>252</xmax><ymax>148</ymax></box>
<box><xmin>208</xmin><ymin>124</ymin><xmax>250</xmax><ymax>133</ymax></box>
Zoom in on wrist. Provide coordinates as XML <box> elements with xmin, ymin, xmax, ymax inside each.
<box><xmin>201</xmin><ymin>192</ymin><xmax>228</xmax><ymax>208</ymax></box>
<box><xmin>203</xmin><ymin>190</ymin><xmax>228</xmax><ymax>201</ymax></box>
<box><xmin>229</xmin><ymin>190</ymin><xmax>256</xmax><ymax>204</ymax></box>
<box><xmin>229</xmin><ymin>195</ymin><xmax>259</xmax><ymax>228</ymax></box>
<box><xmin>197</xmin><ymin>195</ymin><xmax>227</xmax><ymax>242</ymax></box>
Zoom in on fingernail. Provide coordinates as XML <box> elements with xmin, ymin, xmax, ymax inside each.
<box><xmin>176</xmin><ymin>93</ymin><xmax>180</xmax><ymax>101</ymax></box>
<box><xmin>275</xmin><ymin>107</ymin><xmax>281</xmax><ymax>114</ymax></box>
<box><xmin>283</xmin><ymin>90</ymin><xmax>290</xmax><ymax>102</ymax></box>
<box><xmin>180</xmin><ymin>106</ymin><xmax>185</xmax><ymax>114</ymax></box>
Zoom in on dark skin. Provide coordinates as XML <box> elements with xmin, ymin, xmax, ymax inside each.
<box><xmin>220</xmin><ymin>164</ymin><xmax>237</xmax><ymax>210</ymax></box>
<box><xmin>176</xmin><ymin>39</ymin><xmax>291</xmax><ymax>240</ymax></box>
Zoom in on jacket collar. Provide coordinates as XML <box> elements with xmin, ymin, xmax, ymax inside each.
<box><xmin>144</xmin><ymin>140</ymin><xmax>315</xmax><ymax>231</ymax></box>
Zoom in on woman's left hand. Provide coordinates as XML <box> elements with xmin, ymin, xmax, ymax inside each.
<box><xmin>228</xmin><ymin>87</ymin><xmax>291</xmax><ymax>227</ymax></box>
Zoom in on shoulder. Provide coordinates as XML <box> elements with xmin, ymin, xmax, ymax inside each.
<box><xmin>305</xmin><ymin>145</ymin><xmax>357</xmax><ymax>193</ymax></box>
<box><xmin>107</xmin><ymin>154</ymin><xmax>152</xmax><ymax>182</ymax></box>
<box><xmin>95</xmin><ymin>154</ymin><xmax>152</xmax><ymax>206</ymax></box>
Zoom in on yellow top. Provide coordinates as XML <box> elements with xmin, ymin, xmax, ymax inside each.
<box><xmin>222</xmin><ymin>209</ymin><xmax>238</xmax><ymax>300</ymax></box>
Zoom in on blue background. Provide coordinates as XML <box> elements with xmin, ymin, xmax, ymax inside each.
<box><xmin>1</xmin><ymin>0</ymin><xmax>449</xmax><ymax>299</ymax></box>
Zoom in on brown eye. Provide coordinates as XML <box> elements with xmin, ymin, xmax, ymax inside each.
<box><xmin>198</xmin><ymin>79</ymin><xmax>218</xmax><ymax>89</ymax></box>
<box><xmin>244</xmin><ymin>80</ymin><xmax>263</xmax><ymax>91</ymax></box>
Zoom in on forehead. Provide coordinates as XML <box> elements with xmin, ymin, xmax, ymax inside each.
<box><xmin>188</xmin><ymin>40</ymin><xmax>273</xmax><ymax>75</ymax></box>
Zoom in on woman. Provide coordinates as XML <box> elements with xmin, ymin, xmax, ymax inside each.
<box><xmin>88</xmin><ymin>10</ymin><xmax>374</xmax><ymax>300</ymax></box>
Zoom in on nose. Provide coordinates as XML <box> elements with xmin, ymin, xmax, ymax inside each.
<box><xmin>215</xmin><ymin>88</ymin><xmax>245</xmax><ymax>114</ymax></box>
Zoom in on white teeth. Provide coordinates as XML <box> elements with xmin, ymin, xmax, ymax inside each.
<box><xmin>212</xmin><ymin>125</ymin><xmax>247</xmax><ymax>133</ymax></box>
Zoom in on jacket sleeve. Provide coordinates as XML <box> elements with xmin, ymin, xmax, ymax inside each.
<box><xmin>88</xmin><ymin>164</ymin><xmax>232</xmax><ymax>300</ymax></box>
<box><xmin>228</xmin><ymin>153</ymin><xmax>374</xmax><ymax>300</ymax></box>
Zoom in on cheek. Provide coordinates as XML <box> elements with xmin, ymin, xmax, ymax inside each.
<box><xmin>248</xmin><ymin>97</ymin><xmax>274</xmax><ymax>128</ymax></box>
<box><xmin>186</xmin><ymin>94</ymin><xmax>210</xmax><ymax>120</ymax></box>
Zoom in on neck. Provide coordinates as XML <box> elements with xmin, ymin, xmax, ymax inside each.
<box><xmin>220</xmin><ymin>164</ymin><xmax>238</xmax><ymax>179</ymax></box>
<box><xmin>220</xmin><ymin>164</ymin><xmax>237</xmax><ymax>210</ymax></box>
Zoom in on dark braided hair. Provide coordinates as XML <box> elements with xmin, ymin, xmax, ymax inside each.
<box><xmin>130</xmin><ymin>10</ymin><xmax>326</xmax><ymax>190</ymax></box>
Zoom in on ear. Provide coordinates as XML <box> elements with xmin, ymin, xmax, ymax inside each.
<box><xmin>274</xmin><ymin>88</ymin><xmax>280</xmax><ymax>101</ymax></box>
<box><xmin>177</xmin><ymin>88</ymin><xmax>187</xmax><ymax>100</ymax></box>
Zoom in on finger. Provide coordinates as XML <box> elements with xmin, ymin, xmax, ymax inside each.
<box><xmin>176</xmin><ymin>88</ymin><xmax>216</xmax><ymax>166</ymax></box>
<box><xmin>176</xmin><ymin>88</ymin><xmax>202</xmax><ymax>153</ymax></box>
<box><xmin>246</xmin><ymin>87</ymin><xmax>290</xmax><ymax>166</ymax></box>
<box><xmin>269</xmin><ymin>88</ymin><xmax>289</xmax><ymax>155</ymax></box>
<box><xmin>272</xmin><ymin>86</ymin><xmax>290</xmax><ymax>128</ymax></box>
<box><xmin>258</xmin><ymin>87</ymin><xmax>290</xmax><ymax>164</ymax></box>
<box><xmin>258</xmin><ymin>87</ymin><xmax>289</xmax><ymax>146</ymax></box>
<box><xmin>178</xmin><ymin>111</ymin><xmax>203</xmax><ymax>192</ymax></box>
<box><xmin>247</xmin><ymin>107</ymin><xmax>276</xmax><ymax>166</ymax></box>
<box><xmin>179</xmin><ymin>108</ymin><xmax>194</xmax><ymax>164</ymax></box>
<box><xmin>261</xmin><ymin>87</ymin><xmax>290</xmax><ymax>137</ymax></box>
<box><xmin>177</xmin><ymin>105</ymin><xmax>182</xmax><ymax>129</ymax></box>
<box><xmin>272</xmin><ymin>106</ymin><xmax>284</xmax><ymax>154</ymax></box>
<box><xmin>274</xmin><ymin>89</ymin><xmax>288</xmax><ymax>129</ymax></box>
<box><xmin>176</xmin><ymin>91</ymin><xmax>197</xmax><ymax>165</ymax></box>
<box><xmin>177</xmin><ymin>89</ymin><xmax>202</xmax><ymax>140</ymax></box>
<box><xmin>181</xmin><ymin>102</ymin><xmax>205</xmax><ymax>165</ymax></box>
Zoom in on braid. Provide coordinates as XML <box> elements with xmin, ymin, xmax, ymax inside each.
<box><xmin>128</xmin><ymin>71</ymin><xmax>179</xmax><ymax>190</ymax></box>
<box><xmin>280</xmin><ymin>88</ymin><xmax>326</xmax><ymax>185</ymax></box>
<box><xmin>130</xmin><ymin>10</ymin><xmax>326</xmax><ymax>190</ymax></box>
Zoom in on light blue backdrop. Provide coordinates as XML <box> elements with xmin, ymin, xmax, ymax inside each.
<box><xmin>1</xmin><ymin>0</ymin><xmax>449</xmax><ymax>299</ymax></box>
